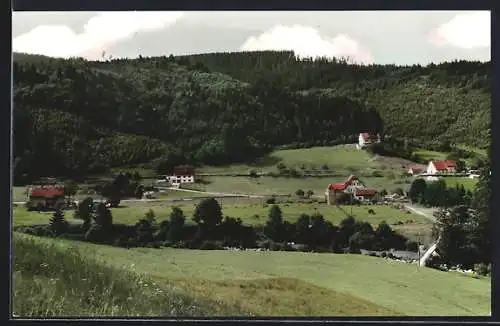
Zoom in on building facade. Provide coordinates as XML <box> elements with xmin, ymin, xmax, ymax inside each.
<box><xmin>325</xmin><ymin>175</ymin><xmax>378</xmax><ymax>205</ymax></box>
<box><xmin>26</xmin><ymin>185</ymin><xmax>66</xmax><ymax>210</ymax></box>
<box><xmin>357</xmin><ymin>133</ymin><xmax>381</xmax><ymax>149</ymax></box>
<box><xmin>426</xmin><ymin>160</ymin><xmax>457</xmax><ymax>175</ymax></box>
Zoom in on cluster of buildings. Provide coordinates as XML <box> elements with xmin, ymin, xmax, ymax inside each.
<box><xmin>325</xmin><ymin>175</ymin><xmax>379</xmax><ymax>205</ymax></box>
<box><xmin>407</xmin><ymin>160</ymin><xmax>480</xmax><ymax>180</ymax></box>
<box><xmin>326</xmin><ymin>132</ymin><xmax>480</xmax><ymax>205</ymax></box>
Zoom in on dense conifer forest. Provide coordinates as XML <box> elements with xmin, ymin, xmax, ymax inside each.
<box><xmin>12</xmin><ymin>51</ymin><xmax>490</xmax><ymax>183</ymax></box>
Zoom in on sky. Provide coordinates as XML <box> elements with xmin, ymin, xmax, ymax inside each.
<box><xmin>12</xmin><ymin>11</ymin><xmax>490</xmax><ymax>65</ymax></box>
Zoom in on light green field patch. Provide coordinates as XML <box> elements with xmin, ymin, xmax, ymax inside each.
<box><xmin>200</xmin><ymin>145</ymin><xmax>388</xmax><ymax>174</ymax></box>
<box><xmin>19</xmin><ymin>236</ymin><xmax>489</xmax><ymax>317</ymax></box>
<box><xmin>442</xmin><ymin>177</ymin><xmax>479</xmax><ymax>191</ymax></box>
<box><xmin>414</xmin><ymin>149</ymin><xmax>447</xmax><ymax>162</ymax></box>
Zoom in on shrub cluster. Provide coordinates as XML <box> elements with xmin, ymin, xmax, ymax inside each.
<box><xmin>16</xmin><ymin>198</ymin><xmax>414</xmax><ymax>254</ymax></box>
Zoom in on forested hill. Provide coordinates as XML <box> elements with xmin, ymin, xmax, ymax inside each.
<box><xmin>12</xmin><ymin>51</ymin><xmax>490</xmax><ymax>182</ymax></box>
<box><xmin>174</xmin><ymin>51</ymin><xmax>491</xmax><ymax>149</ymax></box>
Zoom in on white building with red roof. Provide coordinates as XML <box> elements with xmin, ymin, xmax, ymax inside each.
<box><xmin>325</xmin><ymin>175</ymin><xmax>379</xmax><ymax>205</ymax></box>
<box><xmin>27</xmin><ymin>185</ymin><xmax>66</xmax><ymax>210</ymax></box>
<box><xmin>426</xmin><ymin>160</ymin><xmax>457</xmax><ymax>175</ymax></box>
<box><xmin>357</xmin><ymin>133</ymin><xmax>381</xmax><ymax>149</ymax></box>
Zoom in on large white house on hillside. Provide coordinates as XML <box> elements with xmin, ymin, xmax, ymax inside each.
<box><xmin>357</xmin><ymin>133</ymin><xmax>380</xmax><ymax>149</ymax></box>
<box><xmin>426</xmin><ymin>160</ymin><xmax>457</xmax><ymax>175</ymax></box>
<box><xmin>157</xmin><ymin>165</ymin><xmax>196</xmax><ymax>187</ymax></box>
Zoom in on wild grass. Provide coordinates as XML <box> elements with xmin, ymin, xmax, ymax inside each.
<box><xmin>14</xmin><ymin>236</ymin><xmax>489</xmax><ymax>316</ymax></box>
<box><xmin>12</xmin><ymin>233</ymin><xmax>246</xmax><ymax>318</ymax></box>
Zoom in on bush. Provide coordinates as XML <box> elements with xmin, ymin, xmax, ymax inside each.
<box><xmin>295</xmin><ymin>189</ymin><xmax>305</xmax><ymax>197</ymax></box>
<box><xmin>281</xmin><ymin>242</ymin><xmax>296</xmax><ymax>252</ymax></box>
<box><xmin>199</xmin><ymin>240</ymin><xmax>223</xmax><ymax>250</ymax></box>
<box><xmin>265</xmin><ymin>197</ymin><xmax>276</xmax><ymax>204</ymax></box>
<box><xmin>113</xmin><ymin>235</ymin><xmax>129</xmax><ymax>247</ymax></box>
<box><xmin>161</xmin><ymin>240</ymin><xmax>174</xmax><ymax>248</ymax></box>
<box><xmin>474</xmin><ymin>263</ymin><xmax>491</xmax><ymax>276</ymax></box>
<box><xmin>49</xmin><ymin>209</ymin><xmax>69</xmax><ymax>236</ymax></box>
<box><xmin>392</xmin><ymin>188</ymin><xmax>405</xmax><ymax>196</ymax></box>
<box><xmin>84</xmin><ymin>224</ymin><xmax>107</xmax><ymax>243</ymax></box>
<box><xmin>405</xmin><ymin>241</ymin><xmax>419</xmax><ymax>252</ymax></box>
<box><xmin>269</xmin><ymin>241</ymin><xmax>282</xmax><ymax>251</ymax></box>
<box><xmin>248</xmin><ymin>169</ymin><xmax>258</xmax><ymax>178</ymax></box>
<box><xmin>381</xmin><ymin>252</ymin><xmax>387</xmax><ymax>258</ymax></box>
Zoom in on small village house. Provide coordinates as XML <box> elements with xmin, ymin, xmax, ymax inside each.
<box><xmin>325</xmin><ymin>175</ymin><xmax>379</xmax><ymax>204</ymax></box>
<box><xmin>426</xmin><ymin>160</ymin><xmax>457</xmax><ymax>175</ymax></box>
<box><xmin>164</xmin><ymin>165</ymin><xmax>196</xmax><ymax>187</ymax></box>
<box><xmin>26</xmin><ymin>185</ymin><xmax>66</xmax><ymax>210</ymax></box>
<box><xmin>357</xmin><ymin>133</ymin><xmax>381</xmax><ymax>150</ymax></box>
<box><xmin>407</xmin><ymin>165</ymin><xmax>426</xmax><ymax>176</ymax></box>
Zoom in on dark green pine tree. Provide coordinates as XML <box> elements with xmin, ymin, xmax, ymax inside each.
<box><xmin>50</xmin><ymin>208</ymin><xmax>68</xmax><ymax>236</ymax></box>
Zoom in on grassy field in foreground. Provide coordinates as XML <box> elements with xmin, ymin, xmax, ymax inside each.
<box><xmin>13</xmin><ymin>234</ymin><xmax>244</xmax><ymax>317</ymax></box>
<box><xmin>12</xmin><ymin>203</ymin><xmax>433</xmax><ymax>244</ymax></box>
<box><xmin>14</xmin><ymin>235</ymin><xmax>490</xmax><ymax>316</ymax></box>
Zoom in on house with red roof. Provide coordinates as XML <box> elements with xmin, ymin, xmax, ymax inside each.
<box><xmin>325</xmin><ymin>175</ymin><xmax>379</xmax><ymax>204</ymax></box>
<box><xmin>27</xmin><ymin>185</ymin><xmax>66</xmax><ymax>211</ymax></box>
<box><xmin>426</xmin><ymin>160</ymin><xmax>457</xmax><ymax>175</ymax></box>
<box><xmin>160</xmin><ymin>165</ymin><xmax>196</xmax><ymax>187</ymax></box>
<box><xmin>357</xmin><ymin>133</ymin><xmax>381</xmax><ymax>149</ymax></box>
<box><xmin>407</xmin><ymin>164</ymin><xmax>426</xmax><ymax>176</ymax></box>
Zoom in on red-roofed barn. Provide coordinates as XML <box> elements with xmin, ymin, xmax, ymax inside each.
<box><xmin>325</xmin><ymin>175</ymin><xmax>379</xmax><ymax>204</ymax></box>
<box><xmin>27</xmin><ymin>185</ymin><xmax>66</xmax><ymax>211</ymax></box>
<box><xmin>426</xmin><ymin>160</ymin><xmax>457</xmax><ymax>175</ymax></box>
<box><xmin>407</xmin><ymin>165</ymin><xmax>426</xmax><ymax>175</ymax></box>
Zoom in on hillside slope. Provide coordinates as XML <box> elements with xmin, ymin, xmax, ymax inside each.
<box><xmin>13</xmin><ymin>52</ymin><xmax>490</xmax><ymax>181</ymax></box>
<box><xmin>13</xmin><ymin>233</ymin><xmax>490</xmax><ymax>317</ymax></box>
<box><xmin>13</xmin><ymin>233</ymin><xmax>245</xmax><ymax>317</ymax></box>
<box><xmin>175</xmin><ymin>51</ymin><xmax>490</xmax><ymax>148</ymax></box>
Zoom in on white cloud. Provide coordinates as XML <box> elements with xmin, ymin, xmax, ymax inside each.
<box><xmin>428</xmin><ymin>11</ymin><xmax>490</xmax><ymax>49</ymax></box>
<box><xmin>13</xmin><ymin>11</ymin><xmax>185</xmax><ymax>59</ymax></box>
<box><xmin>239</xmin><ymin>25</ymin><xmax>373</xmax><ymax>64</ymax></box>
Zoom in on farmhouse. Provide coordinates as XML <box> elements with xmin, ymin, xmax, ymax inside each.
<box><xmin>325</xmin><ymin>175</ymin><xmax>378</xmax><ymax>205</ymax></box>
<box><xmin>407</xmin><ymin>165</ymin><xmax>426</xmax><ymax>176</ymax></box>
<box><xmin>26</xmin><ymin>185</ymin><xmax>66</xmax><ymax>210</ymax></box>
<box><xmin>163</xmin><ymin>165</ymin><xmax>196</xmax><ymax>187</ymax></box>
<box><xmin>426</xmin><ymin>160</ymin><xmax>457</xmax><ymax>175</ymax></box>
<box><xmin>357</xmin><ymin>133</ymin><xmax>381</xmax><ymax>150</ymax></box>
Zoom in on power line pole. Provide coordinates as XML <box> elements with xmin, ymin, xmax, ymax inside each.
<box><xmin>417</xmin><ymin>230</ymin><xmax>421</xmax><ymax>270</ymax></box>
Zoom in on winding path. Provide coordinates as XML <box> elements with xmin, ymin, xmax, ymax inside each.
<box><xmin>403</xmin><ymin>204</ymin><xmax>441</xmax><ymax>267</ymax></box>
